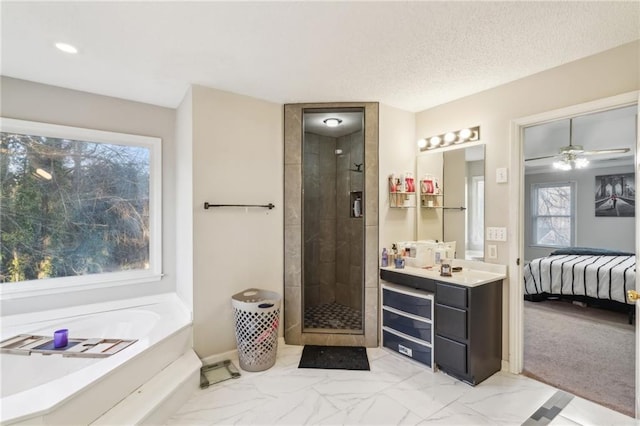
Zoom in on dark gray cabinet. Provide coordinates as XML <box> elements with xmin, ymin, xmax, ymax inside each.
<box><xmin>434</xmin><ymin>280</ymin><xmax>502</xmax><ymax>385</ymax></box>
<box><xmin>380</xmin><ymin>268</ymin><xmax>503</xmax><ymax>386</ymax></box>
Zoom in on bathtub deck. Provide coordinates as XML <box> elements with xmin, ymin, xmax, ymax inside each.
<box><xmin>0</xmin><ymin>292</ymin><xmax>196</xmax><ymax>425</ymax></box>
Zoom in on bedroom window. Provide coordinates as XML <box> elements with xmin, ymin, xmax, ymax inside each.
<box><xmin>531</xmin><ymin>182</ymin><xmax>575</xmax><ymax>247</ymax></box>
<box><xmin>0</xmin><ymin>118</ymin><xmax>162</xmax><ymax>296</ymax></box>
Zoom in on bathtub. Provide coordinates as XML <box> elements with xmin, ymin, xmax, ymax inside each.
<box><xmin>0</xmin><ymin>293</ymin><xmax>197</xmax><ymax>425</ymax></box>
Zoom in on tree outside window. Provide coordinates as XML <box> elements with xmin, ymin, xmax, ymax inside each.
<box><xmin>0</xmin><ymin>119</ymin><xmax>161</xmax><ymax>286</ymax></box>
<box><xmin>531</xmin><ymin>182</ymin><xmax>575</xmax><ymax>247</ymax></box>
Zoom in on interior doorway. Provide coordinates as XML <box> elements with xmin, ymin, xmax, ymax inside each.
<box><xmin>508</xmin><ymin>92</ymin><xmax>640</xmax><ymax>419</ymax></box>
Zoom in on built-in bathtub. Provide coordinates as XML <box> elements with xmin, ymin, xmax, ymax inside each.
<box><xmin>0</xmin><ymin>293</ymin><xmax>200</xmax><ymax>425</ymax></box>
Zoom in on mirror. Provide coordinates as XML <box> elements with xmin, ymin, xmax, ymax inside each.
<box><xmin>416</xmin><ymin>144</ymin><xmax>485</xmax><ymax>260</ymax></box>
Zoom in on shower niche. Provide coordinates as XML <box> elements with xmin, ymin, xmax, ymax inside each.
<box><xmin>284</xmin><ymin>102</ymin><xmax>379</xmax><ymax>347</ymax></box>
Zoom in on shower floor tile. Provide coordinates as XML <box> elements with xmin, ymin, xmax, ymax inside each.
<box><xmin>304</xmin><ymin>302</ymin><xmax>362</xmax><ymax>330</ymax></box>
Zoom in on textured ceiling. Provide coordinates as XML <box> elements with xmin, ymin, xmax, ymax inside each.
<box><xmin>1</xmin><ymin>1</ymin><xmax>639</xmax><ymax>111</ymax></box>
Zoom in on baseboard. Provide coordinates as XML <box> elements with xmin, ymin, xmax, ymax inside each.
<box><xmin>201</xmin><ymin>337</ymin><xmax>287</xmax><ymax>366</ymax></box>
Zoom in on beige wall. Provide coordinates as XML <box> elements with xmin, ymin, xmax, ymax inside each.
<box><xmin>0</xmin><ymin>76</ymin><xmax>177</xmax><ymax>315</ymax></box>
<box><xmin>379</xmin><ymin>103</ymin><xmax>416</xmax><ymax>249</ymax></box>
<box><xmin>190</xmin><ymin>85</ymin><xmax>283</xmax><ymax>357</ymax></box>
<box><xmin>415</xmin><ymin>40</ymin><xmax>640</xmax><ymax>361</ymax></box>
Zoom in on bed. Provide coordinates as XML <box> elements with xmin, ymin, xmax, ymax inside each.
<box><xmin>523</xmin><ymin>247</ymin><xmax>636</xmax><ymax>322</ymax></box>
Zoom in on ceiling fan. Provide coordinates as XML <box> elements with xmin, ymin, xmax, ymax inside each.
<box><xmin>525</xmin><ymin>117</ymin><xmax>631</xmax><ymax>170</ymax></box>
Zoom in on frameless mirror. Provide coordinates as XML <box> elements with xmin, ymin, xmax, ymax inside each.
<box><xmin>416</xmin><ymin>144</ymin><xmax>485</xmax><ymax>260</ymax></box>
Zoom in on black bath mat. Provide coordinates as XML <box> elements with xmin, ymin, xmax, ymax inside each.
<box><xmin>298</xmin><ymin>345</ymin><xmax>370</xmax><ymax>370</ymax></box>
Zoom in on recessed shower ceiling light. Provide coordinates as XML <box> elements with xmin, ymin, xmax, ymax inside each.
<box><xmin>323</xmin><ymin>118</ymin><xmax>342</xmax><ymax>127</ymax></box>
<box><xmin>55</xmin><ymin>42</ymin><xmax>78</xmax><ymax>54</ymax></box>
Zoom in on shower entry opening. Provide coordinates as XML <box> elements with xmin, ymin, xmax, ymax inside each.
<box><xmin>302</xmin><ymin>107</ymin><xmax>365</xmax><ymax>334</ymax></box>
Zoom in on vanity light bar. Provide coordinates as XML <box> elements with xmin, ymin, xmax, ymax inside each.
<box><xmin>418</xmin><ymin>126</ymin><xmax>480</xmax><ymax>152</ymax></box>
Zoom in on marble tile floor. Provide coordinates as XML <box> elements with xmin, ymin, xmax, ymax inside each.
<box><xmin>166</xmin><ymin>343</ymin><xmax>637</xmax><ymax>426</ymax></box>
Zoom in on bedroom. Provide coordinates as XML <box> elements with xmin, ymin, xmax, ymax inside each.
<box><xmin>522</xmin><ymin>103</ymin><xmax>637</xmax><ymax>416</ymax></box>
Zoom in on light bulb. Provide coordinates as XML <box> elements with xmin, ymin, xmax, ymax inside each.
<box><xmin>458</xmin><ymin>128</ymin><xmax>472</xmax><ymax>140</ymax></box>
<box><xmin>429</xmin><ymin>136</ymin><xmax>442</xmax><ymax>147</ymax></box>
<box><xmin>574</xmin><ymin>158</ymin><xmax>589</xmax><ymax>169</ymax></box>
<box><xmin>323</xmin><ymin>118</ymin><xmax>342</xmax><ymax>127</ymax></box>
<box><xmin>444</xmin><ymin>132</ymin><xmax>456</xmax><ymax>143</ymax></box>
<box><xmin>553</xmin><ymin>160</ymin><xmax>571</xmax><ymax>171</ymax></box>
<box><xmin>417</xmin><ymin>138</ymin><xmax>428</xmax><ymax>149</ymax></box>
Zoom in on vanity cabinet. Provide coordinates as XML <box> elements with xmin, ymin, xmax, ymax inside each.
<box><xmin>380</xmin><ymin>267</ymin><xmax>503</xmax><ymax>385</ymax></box>
<box><xmin>434</xmin><ymin>280</ymin><xmax>502</xmax><ymax>385</ymax></box>
<box><xmin>381</xmin><ymin>283</ymin><xmax>434</xmax><ymax>369</ymax></box>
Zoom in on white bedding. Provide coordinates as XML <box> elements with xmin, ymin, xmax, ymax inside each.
<box><xmin>523</xmin><ymin>254</ymin><xmax>636</xmax><ymax>304</ymax></box>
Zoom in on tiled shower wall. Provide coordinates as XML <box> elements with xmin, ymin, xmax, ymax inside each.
<box><xmin>336</xmin><ymin>130</ymin><xmax>364</xmax><ymax>312</ymax></box>
<box><xmin>303</xmin><ymin>133</ymin><xmax>337</xmax><ymax>308</ymax></box>
<box><xmin>303</xmin><ymin>130</ymin><xmax>364</xmax><ymax>314</ymax></box>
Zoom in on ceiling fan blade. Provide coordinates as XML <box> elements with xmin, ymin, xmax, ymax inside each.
<box><xmin>525</xmin><ymin>154</ymin><xmax>557</xmax><ymax>162</ymax></box>
<box><xmin>582</xmin><ymin>148</ymin><xmax>631</xmax><ymax>156</ymax></box>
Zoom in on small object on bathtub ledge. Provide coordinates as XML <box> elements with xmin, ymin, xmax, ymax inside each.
<box><xmin>0</xmin><ymin>334</ymin><xmax>136</xmax><ymax>358</ymax></box>
<box><xmin>200</xmin><ymin>359</ymin><xmax>241</xmax><ymax>388</ymax></box>
<box><xmin>452</xmin><ymin>266</ymin><xmax>463</xmax><ymax>272</ymax></box>
<box><xmin>53</xmin><ymin>329</ymin><xmax>68</xmax><ymax>348</ymax></box>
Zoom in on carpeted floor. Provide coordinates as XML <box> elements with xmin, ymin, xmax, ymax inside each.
<box><xmin>523</xmin><ymin>300</ymin><xmax>635</xmax><ymax>417</ymax></box>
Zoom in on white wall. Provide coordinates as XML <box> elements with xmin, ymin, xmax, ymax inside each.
<box><xmin>190</xmin><ymin>85</ymin><xmax>283</xmax><ymax>357</ymax></box>
<box><xmin>0</xmin><ymin>76</ymin><xmax>177</xmax><ymax>315</ymax></box>
<box><xmin>524</xmin><ymin>164</ymin><xmax>635</xmax><ymax>261</ymax></box>
<box><xmin>414</xmin><ymin>40</ymin><xmax>639</xmax><ymax>361</ymax></box>
<box><xmin>175</xmin><ymin>87</ymin><xmax>194</xmax><ymax>311</ymax></box>
<box><xmin>378</xmin><ymin>103</ymin><xmax>416</xmax><ymax>250</ymax></box>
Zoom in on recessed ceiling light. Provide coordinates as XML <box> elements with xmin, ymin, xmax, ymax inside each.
<box><xmin>55</xmin><ymin>42</ymin><xmax>78</xmax><ymax>54</ymax></box>
<box><xmin>323</xmin><ymin>118</ymin><xmax>342</xmax><ymax>127</ymax></box>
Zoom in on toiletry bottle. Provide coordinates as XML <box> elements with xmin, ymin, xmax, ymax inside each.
<box><xmin>381</xmin><ymin>248</ymin><xmax>388</xmax><ymax>267</ymax></box>
<box><xmin>353</xmin><ymin>197</ymin><xmax>362</xmax><ymax>217</ymax></box>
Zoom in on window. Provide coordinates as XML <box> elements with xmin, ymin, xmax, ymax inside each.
<box><xmin>0</xmin><ymin>118</ymin><xmax>161</xmax><ymax>295</ymax></box>
<box><xmin>467</xmin><ymin>175</ymin><xmax>485</xmax><ymax>250</ymax></box>
<box><xmin>531</xmin><ymin>182</ymin><xmax>575</xmax><ymax>247</ymax></box>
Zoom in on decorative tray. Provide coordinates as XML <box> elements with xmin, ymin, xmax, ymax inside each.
<box><xmin>0</xmin><ymin>334</ymin><xmax>137</xmax><ymax>358</ymax></box>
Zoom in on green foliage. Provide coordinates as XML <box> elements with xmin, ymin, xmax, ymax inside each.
<box><xmin>0</xmin><ymin>132</ymin><xmax>150</xmax><ymax>283</ymax></box>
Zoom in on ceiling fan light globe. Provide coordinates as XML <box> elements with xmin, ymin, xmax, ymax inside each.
<box><xmin>574</xmin><ymin>158</ymin><xmax>589</xmax><ymax>168</ymax></box>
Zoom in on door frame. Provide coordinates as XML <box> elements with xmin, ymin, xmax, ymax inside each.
<box><xmin>508</xmin><ymin>91</ymin><xmax>640</xmax><ymax>417</ymax></box>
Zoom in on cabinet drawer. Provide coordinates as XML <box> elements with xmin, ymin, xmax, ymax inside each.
<box><xmin>436</xmin><ymin>282</ymin><xmax>467</xmax><ymax>309</ymax></box>
<box><xmin>383</xmin><ymin>329</ymin><xmax>432</xmax><ymax>367</ymax></box>
<box><xmin>382</xmin><ymin>308</ymin><xmax>432</xmax><ymax>343</ymax></box>
<box><xmin>383</xmin><ymin>288</ymin><xmax>432</xmax><ymax>318</ymax></box>
<box><xmin>435</xmin><ymin>304</ymin><xmax>467</xmax><ymax>340</ymax></box>
<box><xmin>435</xmin><ymin>335</ymin><xmax>467</xmax><ymax>374</ymax></box>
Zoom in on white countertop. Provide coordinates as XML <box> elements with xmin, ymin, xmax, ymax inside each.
<box><xmin>381</xmin><ymin>260</ymin><xmax>507</xmax><ymax>288</ymax></box>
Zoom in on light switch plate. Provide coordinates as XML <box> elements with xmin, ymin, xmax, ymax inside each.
<box><xmin>496</xmin><ymin>167</ymin><xmax>508</xmax><ymax>183</ymax></box>
<box><xmin>488</xmin><ymin>244</ymin><xmax>497</xmax><ymax>259</ymax></box>
<box><xmin>486</xmin><ymin>227</ymin><xmax>507</xmax><ymax>242</ymax></box>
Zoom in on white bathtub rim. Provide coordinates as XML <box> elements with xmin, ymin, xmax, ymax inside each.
<box><xmin>1</xmin><ymin>292</ymin><xmax>187</xmax><ymax>333</ymax></box>
<box><xmin>0</xmin><ymin>293</ymin><xmax>192</xmax><ymax>424</ymax></box>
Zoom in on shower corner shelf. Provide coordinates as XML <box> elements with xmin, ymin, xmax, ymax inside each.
<box><xmin>0</xmin><ymin>334</ymin><xmax>137</xmax><ymax>358</ymax></box>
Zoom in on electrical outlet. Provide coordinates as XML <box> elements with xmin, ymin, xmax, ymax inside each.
<box><xmin>488</xmin><ymin>244</ymin><xmax>497</xmax><ymax>259</ymax></box>
<box><xmin>496</xmin><ymin>167</ymin><xmax>508</xmax><ymax>183</ymax></box>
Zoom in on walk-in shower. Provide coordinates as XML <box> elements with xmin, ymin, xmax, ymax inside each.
<box><xmin>302</xmin><ymin>108</ymin><xmax>365</xmax><ymax>333</ymax></box>
<box><xmin>283</xmin><ymin>101</ymin><xmax>378</xmax><ymax>347</ymax></box>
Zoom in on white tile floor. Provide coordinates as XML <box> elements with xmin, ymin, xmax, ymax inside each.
<box><xmin>166</xmin><ymin>344</ymin><xmax>637</xmax><ymax>426</ymax></box>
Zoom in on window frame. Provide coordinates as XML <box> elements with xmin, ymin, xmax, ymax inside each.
<box><xmin>530</xmin><ymin>181</ymin><xmax>576</xmax><ymax>248</ymax></box>
<box><xmin>0</xmin><ymin>117</ymin><xmax>162</xmax><ymax>300</ymax></box>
